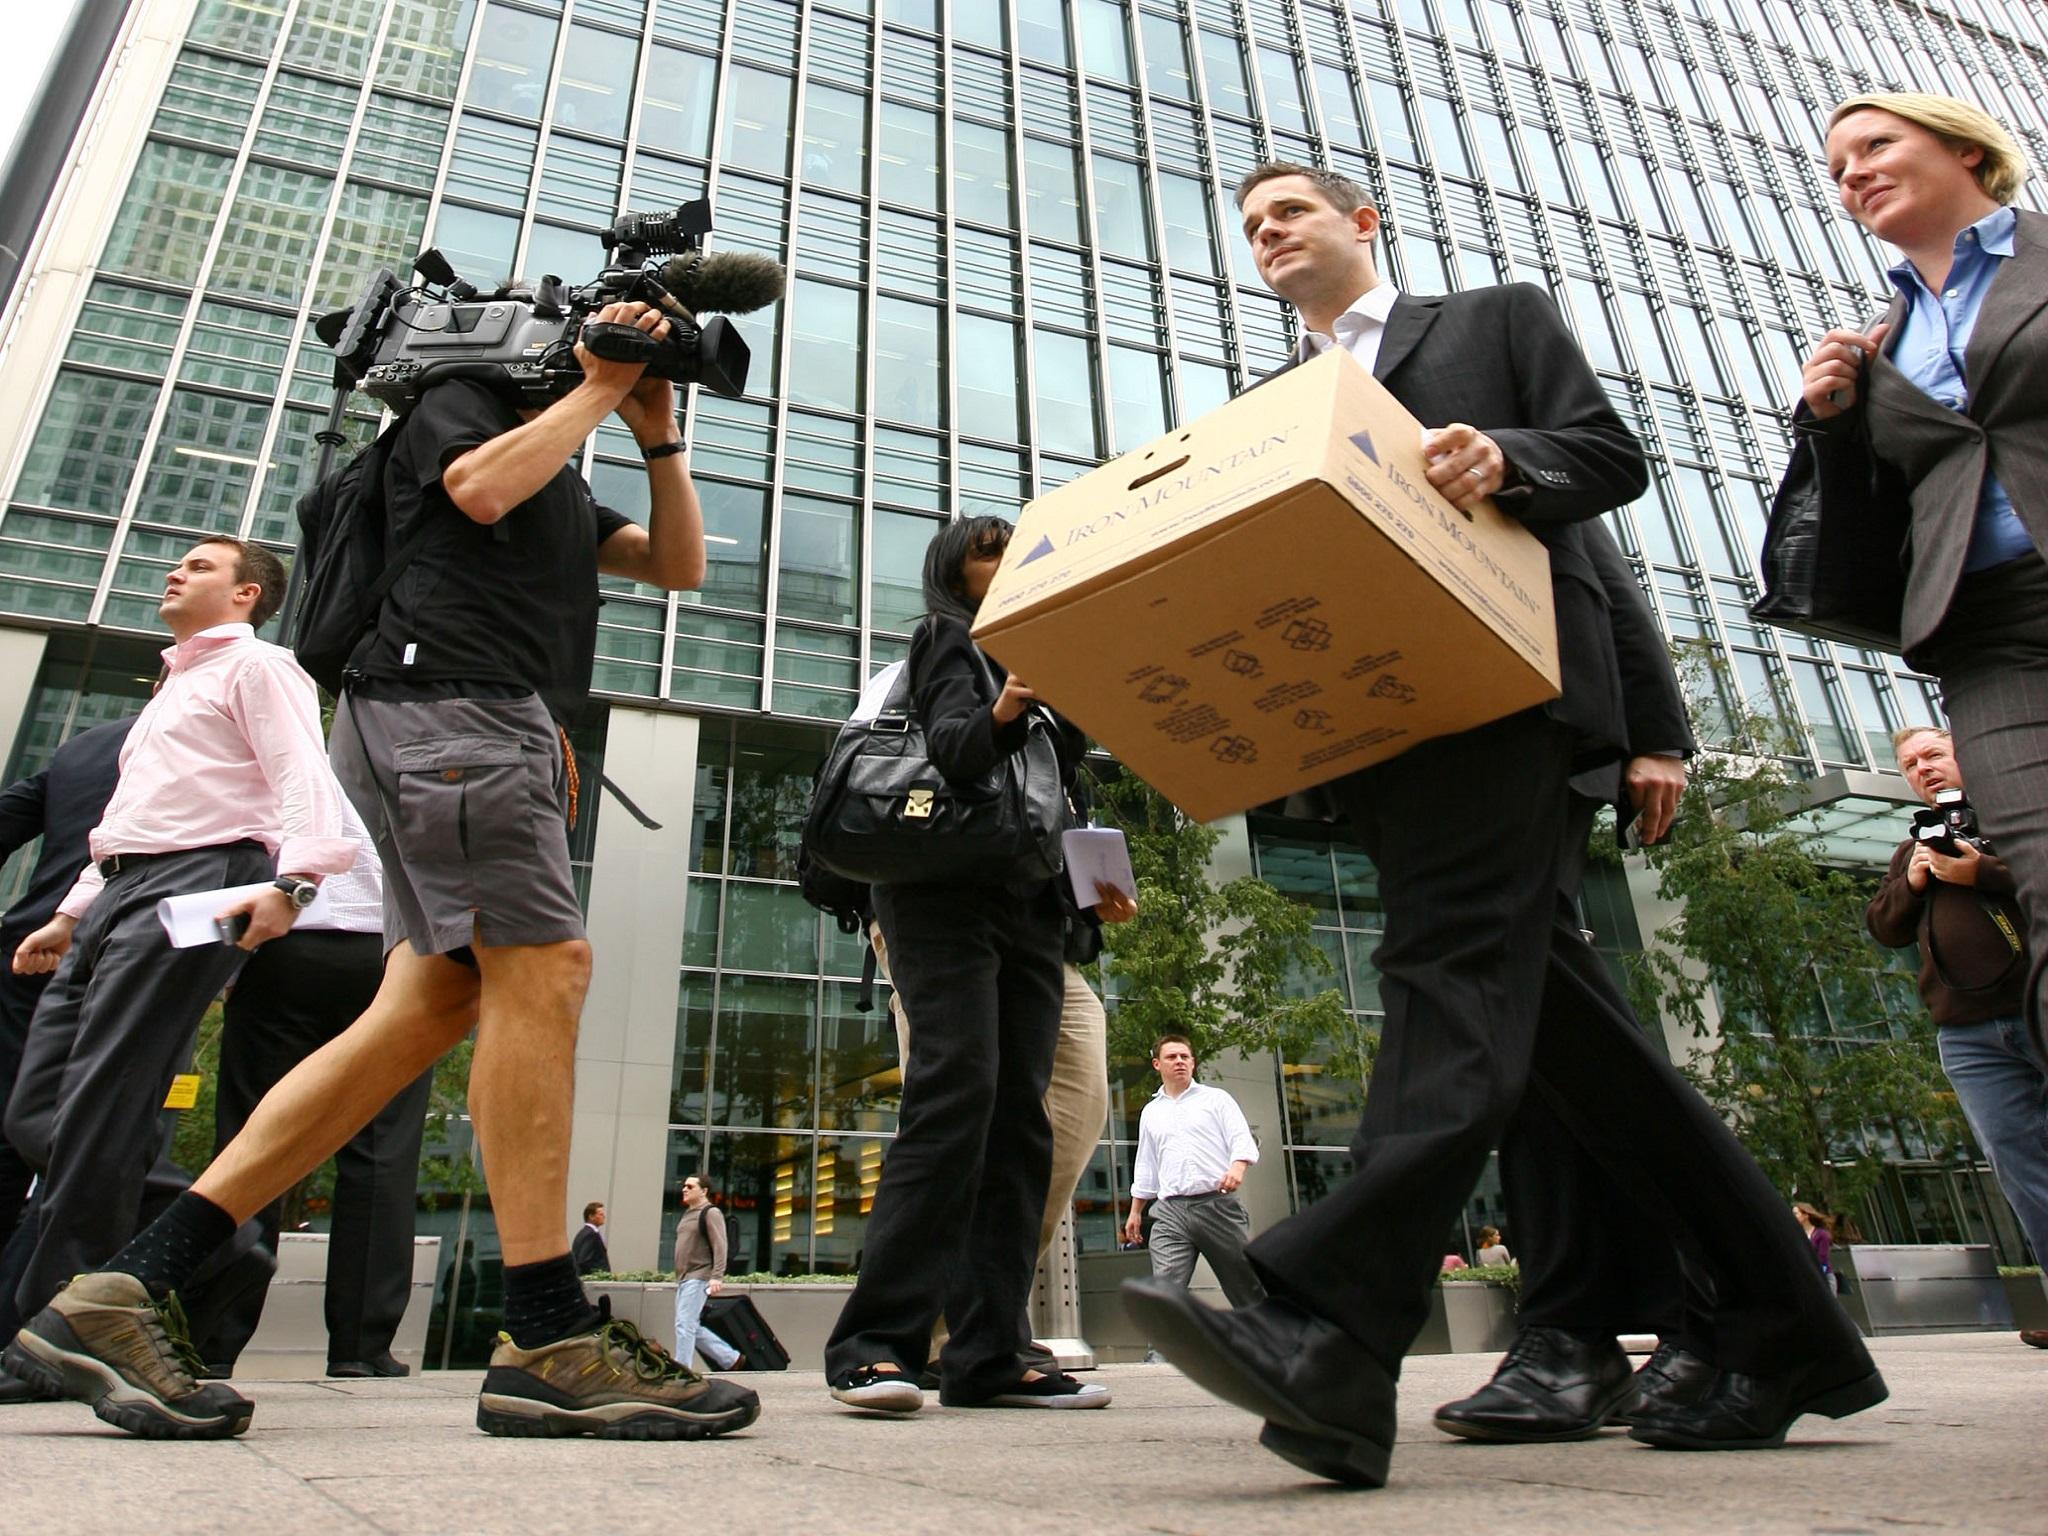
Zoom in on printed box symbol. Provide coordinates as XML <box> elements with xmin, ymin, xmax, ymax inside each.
<box><xmin>1222</xmin><ymin>649</ymin><xmax>1263</xmax><ymax>678</ymax></box>
<box><xmin>1137</xmin><ymin>673</ymin><xmax>1191</xmax><ymax>704</ymax></box>
<box><xmin>1210</xmin><ymin>735</ymin><xmax>1259</xmax><ymax>765</ymax></box>
<box><xmin>1282</xmin><ymin>617</ymin><xmax>1333</xmax><ymax>651</ymax></box>
<box><xmin>1293</xmin><ymin>708</ymin><xmax>1334</xmax><ymax>733</ymax></box>
<box><xmin>1367</xmin><ymin>673</ymin><xmax>1418</xmax><ymax>705</ymax></box>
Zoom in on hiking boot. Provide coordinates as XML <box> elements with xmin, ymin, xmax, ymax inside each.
<box><xmin>2</xmin><ymin>1272</ymin><xmax>253</xmax><ymax>1439</ymax></box>
<box><xmin>476</xmin><ymin>1296</ymin><xmax>760</xmax><ymax>1440</ymax></box>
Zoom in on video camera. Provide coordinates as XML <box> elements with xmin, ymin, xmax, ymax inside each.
<box><xmin>1912</xmin><ymin>787</ymin><xmax>1982</xmax><ymax>856</ymax></box>
<box><xmin>314</xmin><ymin>198</ymin><xmax>784</xmax><ymax>411</ymax></box>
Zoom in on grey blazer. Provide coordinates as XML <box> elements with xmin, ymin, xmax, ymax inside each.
<box><xmin>1816</xmin><ymin>207</ymin><xmax>2048</xmax><ymax>666</ymax></box>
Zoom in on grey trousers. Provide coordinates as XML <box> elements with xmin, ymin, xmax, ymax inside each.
<box><xmin>6</xmin><ymin>842</ymin><xmax>269</xmax><ymax>1323</ymax></box>
<box><xmin>1147</xmin><ymin>1191</ymin><xmax>1267</xmax><ymax>1307</ymax></box>
<box><xmin>1929</xmin><ymin>555</ymin><xmax>2048</xmax><ymax>1054</ymax></box>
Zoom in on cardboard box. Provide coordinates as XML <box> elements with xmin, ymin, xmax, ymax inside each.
<box><xmin>970</xmin><ymin>346</ymin><xmax>1560</xmax><ymax>823</ymax></box>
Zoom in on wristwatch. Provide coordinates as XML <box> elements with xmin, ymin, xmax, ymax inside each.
<box><xmin>273</xmin><ymin>876</ymin><xmax>319</xmax><ymax>910</ymax></box>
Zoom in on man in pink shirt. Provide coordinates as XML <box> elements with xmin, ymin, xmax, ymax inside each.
<box><xmin>0</xmin><ymin>538</ymin><xmax>352</xmax><ymax>1430</ymax></box>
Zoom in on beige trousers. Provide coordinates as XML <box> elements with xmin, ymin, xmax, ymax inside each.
<box><xmin>868</xmin><ymin>920</ymin><xmax>1110</xmax><ymax>1314</ymax></box>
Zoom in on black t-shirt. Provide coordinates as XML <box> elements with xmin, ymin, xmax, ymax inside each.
<box><xmin>354</xmin><ymin>379</ymin><xmax>631</xmax><ymax>722</ymax></box>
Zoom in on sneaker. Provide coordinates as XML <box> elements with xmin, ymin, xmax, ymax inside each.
<box><xmin>476</xmin><ymin>1297</ymin><xmax>760</xmax><ymax>1440</ymax></box>
<box><xmin>830</xmin><ymin>1365</ymin><xmax>924</xmax><ymax>1414</ymax></box>
<box><xmin>945</xmin><ymin>1370</ymin><xmax>1112</xmax><ymax>1409</ymax></box>
<box><xmin>2</xmin><ymin>1272</ymin><xmax>254</xmax><ymax>1439</ymax></box>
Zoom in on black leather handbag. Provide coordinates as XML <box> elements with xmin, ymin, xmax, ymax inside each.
<box><xmin>802</xmin><ymin>649</ymin><xmax>1068</xmax><ymax>888</ymax></box>
<box><xmin>1750</xmin><ymin>414</ymin><xmax>1911</xmax><ymax>652</ymax></box>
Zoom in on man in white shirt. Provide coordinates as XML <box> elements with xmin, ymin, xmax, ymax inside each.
<box><xmin>1122</xmin><ymin>1035</ymin><xmax>1265</xmax><ymax>1307</ymax></box>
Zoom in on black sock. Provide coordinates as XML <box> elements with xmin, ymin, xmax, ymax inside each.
<box><xmin>105</xmin><ymin>1191</ymin><xmax>239</xmax><ymax>1299</ymax></box>
<box><xmin>502</xmin><ymin>1254</ymin><xmax>601</xmax><ymax>1348</ymax></box>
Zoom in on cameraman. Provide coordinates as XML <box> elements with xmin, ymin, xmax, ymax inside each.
<box><xmin>8</xmin><ymin>301</ymin><xmax>760</xmax><ymax>1441</ymax></box>
<box><xmin>1867</xmin><ymin>726</ymin><xmax>2048</xmax><ymax>1336</ymax></box>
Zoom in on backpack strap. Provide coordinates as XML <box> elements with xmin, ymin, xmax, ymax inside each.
<box><xmin>856</xmin><ymin>940</ymin><xmax>878</xmax><ymax>1014</ymax></box>
<box><xmin>338</xmin><ymin>515</ymin><xmax>441</xmax><ymax>684</ymax></box>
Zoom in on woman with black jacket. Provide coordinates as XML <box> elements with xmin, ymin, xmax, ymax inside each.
<box><xmin>823</xmin><ymin>516</ymin><xmax>1108</xmax><ymax>1414</ymax></box>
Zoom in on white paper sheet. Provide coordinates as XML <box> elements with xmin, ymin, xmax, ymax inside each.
<box><xmin>848</xmin><ymin>660</ymin><xmax>907</xmax><ymax>724</ymax></box>
<box><xmin>1063</xmin><ymin>826</ymin><xmax>1135</xmax><ymax>907</ymax></box>
<box><xmin>157</xmin><ymin>881</ymin><xmax>332</xmax><ymax>948</ymax></box>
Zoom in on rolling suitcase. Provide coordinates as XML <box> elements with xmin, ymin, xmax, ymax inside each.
<box><xmin>700</xmin><ymin>1294</ymin><xmax>791</xmax><ymax>1370</ymax></box>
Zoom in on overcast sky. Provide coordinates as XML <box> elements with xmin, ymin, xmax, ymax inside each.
<box><xmin>2</xmin><ymin>2</ymin><xmax>89</xmax><ymax>179</ymax></box>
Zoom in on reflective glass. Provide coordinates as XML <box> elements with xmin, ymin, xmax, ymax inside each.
<box><xmin>877</xmin><ymin>102</ymin><xmax>940</xmax><ymax>208</ymax></box>
<box><xmin>554</xmin><ymin>24</ymin><xmax>638</xmax><ymax>139</ymax></box>
<box><xmin>1107</xmin><ymin>345</ymin><xmax>1167</xmax><ymax>449</ymax></box>
<box><xmin>1077</xmin><ymin>0</ymin><xmax>1133</xmax><ymax>83</ymax></box>
<box><xmin>955</xmin><ymin>313</ymin><xmax>1024</xmax><ymax>442</ymax></box>
<box><xmin>1090</xmin><ymin>155</ymin><xmax>1153</xmax><ymax>260</ymax></box>
<box><xmin>952</xmin><ymin>121</ymin><xmax>1015</xmax><ymax>228</ymax></box>
<box><xmin>701</xmin><ymin>1131</ymin><xmax>814</xmax><ymax>1275</ymax></box>
<box><xmin>1023</xmin><ymin>138</ymin><xmax>1085</xmax><ymax>244</ymax></box>
<box><xmin>723</xmin><ymin>66</ymin><xmax>794</xmax><ymax>175</ymax></box>
<box><xmin>1140</xmin><ymin>12</ymin><xmax>1193</xmax><ymax>99</ymax></box>
<box><xmin>1032</xmin><ymin>328</ymin><xmax>1098</xmax><ymax>458</ymax></box>
<box><xmin>466</xmin><ymin>2</ymin><xmax>558</xmax><ymax>119</ymax></box>
<box><xmin>99</xmin><ymin>144</ymin><xmax>235</xmax><ymax>287</ymax></box>
<box><xmin>13</xmin><ymin>373</ymin><xmax>162</xmax><ymax>517</ymax></box>
<box><xmin>787</xmin><ymin>280</ymin><xmax>864</xmax><ymax>415</ymax></box>
<box><xmin>777</xmin><ymin>494</ymin><xmax>858</xmax><ymax>625</ymax></box>
<box><xmin>871</xmin><ymin>508</ymin><xmax>937</xmax><ymax>635</ymax></box>
<box><xmin>874</xmin><ymin>296</ymin><xmax>945</xmax><ymax>428</ymax></box>
<box><xmin>801</xmin><ymin>82</ymin><xmax>868</xmax><ymax>194</ymax></box>
<box><xmin>639</xmin><ymin>45</ymin><xmax>717</xmax><ymax>157</ymax></box>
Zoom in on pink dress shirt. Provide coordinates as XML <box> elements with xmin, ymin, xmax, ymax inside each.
<box><xmin>57</xmin><ymin>623</ymin><xmax>356</xmax><ymax>919</ymax></box>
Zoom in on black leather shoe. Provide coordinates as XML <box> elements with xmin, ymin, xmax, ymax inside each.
<box><xmin>1612</xmin><ymin>1342</ymin><xmax>1717</xmax><ymax>1425</ymax></box>
<box><xmin>1432</xmin><ymin>1326</ymin><xmax>1633</xmax><ymax>1442</ymax></box>
<box><xmin>327</xmin><ymin>1351</ymin><xmax>410</xmax><ymax>1378</ymax></box>
<box><xmin>1628</xmin><ymin>1349</ymin><xmax>1887</xmax><ymax>1450</ymax></box>
<box><xmin>1121</xmin><ymin>1276</ymin><xmax>1396</xmax><ymax>1487</ymax></box>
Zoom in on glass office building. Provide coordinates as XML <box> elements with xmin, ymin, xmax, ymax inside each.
<box><xmin>4</xmin><ymin>0</ymin><xmax>2046</xmax><ymax>1322</ymax></box>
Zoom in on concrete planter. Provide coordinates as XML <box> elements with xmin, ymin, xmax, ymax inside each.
<box><xmin>232</xmin><ymin>1232</ymin><xmax>441</xmax><ymax>1379</ymax></box>
<box><xmin>2001</xmin><ymin>1272</ymin><xmax>2048</xmax><ymax>1332</ymax></box>
<box><xmin>1438</xmin><ymin>1281</ymin><xmax>1518</xmax><ymax>1353</ymax></box>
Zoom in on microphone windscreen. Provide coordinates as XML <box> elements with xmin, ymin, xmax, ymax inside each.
<box><xmin>656</xmin><ymin>252</ymin><xmax>787</xmax><ymax>316</ymax></box>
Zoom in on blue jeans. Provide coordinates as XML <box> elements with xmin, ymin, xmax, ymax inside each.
<box><xmin>673</xmin><ymin>1277</ymin><xmax>741</xmax><ymax>1370</ymax></box>
<box><xmin>1938</xmin><ymin>1016</ymin><xmax>2048</xmax><ymax>1260</ymax></box>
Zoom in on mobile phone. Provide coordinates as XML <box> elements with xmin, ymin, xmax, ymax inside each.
<box><xmin>1620</xmin><ymin>813</ymin><xmax>1647</xmax><ymax>851</ymax></box>
<box><xmin>215</xmin><ymin>913</ymin><xmax>251</xmax><ymax>946</ymax></box>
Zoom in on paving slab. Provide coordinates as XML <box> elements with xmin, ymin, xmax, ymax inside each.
<box><xmin>1</xmin><ymin>1333</ymin><xmax>2042</xmax><ymax>1536</ymax></box>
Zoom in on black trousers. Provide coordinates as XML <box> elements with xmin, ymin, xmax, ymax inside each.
<box><xmin>5</xmin><ymin>842</ymin><xmax>270</xmax><ymax>1327</ymax></box>
<box><xmin>1248</xmin><ymin>710</ymin><xmax>1850</xmax><ymax>1377</ymax></box>
<box><xmin>824</xmin><ymin>881</ymin><xmax>1064</xmax><ymax>1396</ymax></box>
<box><xmin>0</xmin><ymin>947</ymin><xmax>50</xmax><ymax>1255</ymax></box>
<box><xmin>1497</xmin><ymin>794</ymin><xmax>1705</xmax><ymax>1351</ymax></box>
<box><xmin>193</xmin><ymin>929</ymin><xmax>430</xmax><ymax>1369</ymax></box>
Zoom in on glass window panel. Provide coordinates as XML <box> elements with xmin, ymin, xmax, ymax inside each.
<box><xmin>134</xmin><ymin>390</ymin><xmax>269</xmax><ymax>534</ymax></box>
<box><xmin>554</xmin><ymin>25</ymin><xmax>637</xmax><ymax>140</ymax></box>
<box><xmin>1313</xmin><ymin>62</ymin><xmax>1364</xmax><ymax>147</ymax></box>
<box><xmin>1091</xmin><ymin>155</ymin><xmax>1153</xmax><ymax>260</ymax></box>
<box><xmin>874</xmin><ymin>296</ymin><xmax>945</xmax><ymax>428</ymax></box>
<box><xmin>13</xmin><ymin>373</ymin><xmax>162</xmax><ymax>516</ymax></box>
<box><xmin>953</xmin><ymin>0</ymin><xmax>1006</xmax><ymax>49</ymax></box>
<box><xmin>801</xmin><ymin>82</ymin><xmax>869</xmax><ymax>194</ymax></box>
<box><xmin>777</xmin><ymin>494</ymin><xmax>858</xmax><ymax>625</ymax></box>
<box><xmin>724</xmin><ymin>725</ymin><xmax>823</xmax><ymax>878</ymax></box>
<box><xmin>1140</xmin><ymin>12</ymin><xmax>1193</xmax><ymax>99</ymax></box>
<box><xmin>1032</xmin><ymin>328</ymin><xmax>1099</xmax><ymax>458</ymax></box>
<box><xmin>955</xmin><ymin>313</ymin><xmax>1024</xmax><ymax>442</ymax></box>
<box><xmin>787</xmin><ymin>280</ymin><xmax>864</xmax><ymax>414</ymax></box>
<box><xmin>1257</xmin><ymin>46</ymin><xmax>1310</xmax><ymax>135</ymax></box>
<box><xmin>1078</xmin><ymin>0</ymin><xmax>1134</xmax><ymax>83</ymax></box>
<box><xmin>378</xmin><ymin>0</ymin><xmax>473</xmax><ymax>100</ymax></box>
<box><xmin>812</xmin><ymin>1134</ymin><xmax>890</xmax><ymax>1270</ymax></box>
<box><xmin>1176</xmin><ymin>358</ymin><xmax>1232</xmax><ymax>416</ymax></box>
<box><xmin>638</xmin><ymin>45</ymin><xmax>717</xmax><ymax>157</ymax></box>
<box><xmin>189</xmin><ymin>0</ymin><xmax>287</xmax><ymax>57</ymax></box>
<box><xmin>281</xmin><ymin>0</ymin><xmax>382</xmax><ymax>77</ymax></box>
<box><xmin>536</xmin><ymin>130</ymin><xmax>624</xmax><ymax>226</ymax></box>
<box><xmin>254</xmin><ymin>71</ymin><xmax>356</xmax><ymax>173</ymax></box>
<box><xmin>871</xmin><ymin>508</ymin><xmax>937</xmax><ymax>635</ymax></box>
<box><xmin>65</xmin><ymin>281</ymin><xmax>186</xmax><ymax>374</ymax></box>
<box><xmin>703</xmin><ymin>1131</ymin><xmax>814</xmax><ymax>1275</ymax></box>
<box><xmin>878</xmin><ymin>102</ymin><xmax>940</xmax><ymax>208</ymax></box>
<box><xmin>723</xmin><ymin>65</ymin><xmax>794</xmax><ymax>175</ymax></box>
<box><xmin>719</xmin><ymin>885</ymin><xmax>821</xmax><ymax>980</ymax></box>
<box><xmin>251</xmin><ymin>406</ymin><xmax>376</xmax><ymax>545</ymax></box>
<box><xmin>523</xmin><ymin>220</ymin><xmax>599</xmax><ymax>282</ymax></box>
<box><xmin>1158</xmin><ymin>171</ymin><xmax>1219</xmax><ymax>275</ymax></box>
<box><xmin>99</xmin><ymin>143</ymin><xmax>235</xmax><ymax>287</ymax></box>
<box><xmin>432</xmin><ymin>203</ymin><xmax>521</xmax><ymax>283</ymax></box>
<box><xmin>1198</xmin><ymin>29</ymin><xmax>1253</xmax><ymax>119</ymax></box>
<box><xmin>952</xmin><ymin>121</ymin><xmax>1016</xmax><ymax>228</ymax></box>
<box><xmin>686</xmin><ymin>479</ymin><xmax>771</xmax><ymax>612</ymax></box>
<box><xmin>206</xmin><ymin>163</ymin><xmax>334</xmax><ymax>306</ymax></box>
<box><xmin>1023</xmin><ymin>137</ymin><xmax>1085</xmax><ymax>244</ymax></box>
<box><xmin>466</xmin><ymin>1</ymin><xmax>559</xmax><ymax>120</ymax></box>
<box><xmin>1016</xmin><ymin>0</ymin><xmax>1069</xmax><ymax>65</ymax></box>
<box><xmin>1107</xmin><ymin>345</ymin><xmax>1167</xmax><ymax>450</ymax></box>
<box><xmin>1370</xmin><ymin>78</ymin><xmax>1421</xmax><ymax>163</ymax></box>
<box><xmin>817</xmin><ymin>978</ymin><xmax>902</xmax><ymax>1134</ymax></box>
<box><xmin>313</xmin><ymin>182</ymin><xmax>431</xmax><ymax>310</ymax></box>
<box><xmin>154</xmin><ymin>49</ymin><xmax>264</xmax><ymax>150</ymax></box>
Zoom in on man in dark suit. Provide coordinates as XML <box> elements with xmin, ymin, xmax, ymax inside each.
<box><xmin>571</xmin><ymin>1202</ymin><xmax>609</xmax><ymax>1276</ymax></box>
<box><xmin>1124</xmin><ymin>162</ymin><xmax>1883</xmax><ymax>1485</ymax></box>
<box><xmin>0</xmin><ymin>716</ymin><xmax>138</xmax><ymax>1257</ymax></box>
<box><xmin>1435</xmin><ymin>524</ymin><xmax>1718</xmax><ymax>1441</ymax></box>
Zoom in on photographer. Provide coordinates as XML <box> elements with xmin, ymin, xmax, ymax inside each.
<box><xmin>9</xmin><ymin>301</ymin><xmax>758</xmax><ymax>1443</ymax></box>
<box><xmin>1866</xmin><ymin>726</ymin><xmax>2047</xmax><ymax>1342</ymax></box>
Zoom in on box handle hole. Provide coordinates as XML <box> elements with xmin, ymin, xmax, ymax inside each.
<box><xmin>1128</xmin><ymin>455</ymin><xmax>1191</xmax><ymax>491</ymax></box>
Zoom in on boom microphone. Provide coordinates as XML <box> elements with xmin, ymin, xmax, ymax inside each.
<box><xmin>655</xmin><ymin>251</ymin><xmax>787</xmax><ymax>316</ymax></box>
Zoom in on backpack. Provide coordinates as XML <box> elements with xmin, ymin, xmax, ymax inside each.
<box><xmin>291</xmin><ymin>423</ymin><xmax>437</xmax><ymax>694</ymax></box>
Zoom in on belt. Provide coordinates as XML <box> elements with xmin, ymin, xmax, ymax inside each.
<box><xmin>97</xmin><ymin>839</ymin><xmax>265</xmax><ymax>880</ymax></box>
<box><xmin>1162</xmin><ymin>1189</ymin><xmax>1228</xmax><ymax>1202</ymax></box>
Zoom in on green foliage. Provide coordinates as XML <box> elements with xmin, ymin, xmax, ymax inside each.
<box><xmin>416</xmin><ymin>1035</ymin><xmax>485</xmax><ymax>1197</ymax></box>
<box><xmin>1439</xmin><ymin>1262</ymin><xmax>1522</xmax><ymax>1292</ymax></box>
<box><xmin>1620</xmin><ymin>649</ymin><xmax>1969</xmax><ymax>1221</ymax></box>
<box><xmin>1088</xmin><ymin>767</ymin><xmax>1351</xmax><ymax>1069</ymax></box>
<box><xmin>169</xmin><ymin>1001</ymin><xmax>337</xmax><ymax>1228</ymax></box>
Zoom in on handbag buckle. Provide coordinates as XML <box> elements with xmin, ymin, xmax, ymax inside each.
<box><xmin>871</xmin><ymin>714</ymin><xmax>910</xmax><ymax>734</ymax></box>
<box><xmin>903</xmin><ymin>788</ymin><xmax>935</xmax><ymax>819</ymax></box>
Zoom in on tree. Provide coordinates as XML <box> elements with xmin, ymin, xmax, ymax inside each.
<box><xmin>1615</xmin><ymin>652</ymin><xmax>1970</xmax><ymax>1222</ymax></box>
<box><xmin>1088</xmin><ymin>766</ymin><xmax>1351</xmax><ymax>1070</ymax></box>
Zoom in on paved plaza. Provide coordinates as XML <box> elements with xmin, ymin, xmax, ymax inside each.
<box><xmin>1</xmin><ymin>1333</ymin><xmax>2041</xmax><ymax>1535</ymax></box>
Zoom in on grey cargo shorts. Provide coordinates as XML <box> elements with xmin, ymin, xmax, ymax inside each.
<box><xmin>330</xmin><ymin>691</ymin><xmax>584</xmax><ymax>957</ymax></box>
